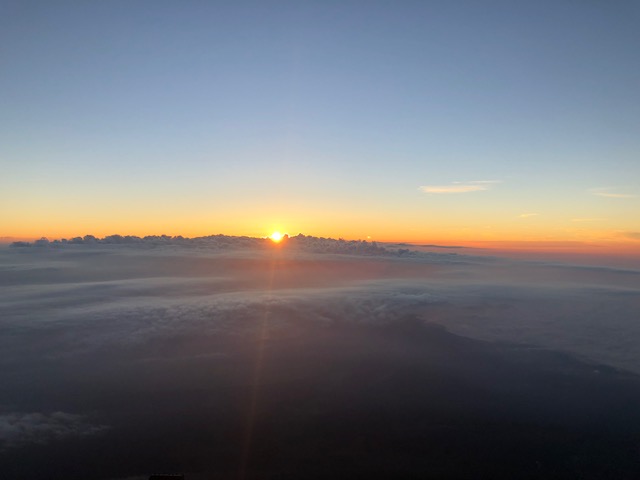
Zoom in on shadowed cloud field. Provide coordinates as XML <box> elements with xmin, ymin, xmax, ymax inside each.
<box><xmin>2</xmin><ymin>237</ymin><xmax>640</xmax><ymax>479</ymax></box>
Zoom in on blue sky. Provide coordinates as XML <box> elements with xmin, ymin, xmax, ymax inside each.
<box><xmin>1</xmin><ymin>1</ymin><xmax>639</xmax><ymax>242</ymax></box>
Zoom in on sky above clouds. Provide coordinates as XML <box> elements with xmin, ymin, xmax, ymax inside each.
<box><xmin>1</xmin><ymin>1</ymin><xmax>639</xmax><ymax>248</ymax></box>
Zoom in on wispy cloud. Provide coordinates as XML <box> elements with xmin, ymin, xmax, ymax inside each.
<box><xmin>519</xmin><ymin>213</ymin><xmax>539</xmax><ymax>218</ymax></box>
<box><xmin>420</xmin><ymin>185</ymin><xmax>487</xmax><ymax>194</ymax></box>
<box><xmin>590</xmin><ymin>188</ymin><xmax>636</xmax><ymax>199</ymax></box>
<box><xmin>420</xmin><ymin>180</ymin><xmax>501</xmax><ymax>194</ymax></box>
<box><xmin>622</xmin><ymin>232</ymin><xmax>640</xmax><ymax>241</ymax></box>
<box><xmin>571</xmin><ymin>218</ymin><xmax>605</xmax><ymax>223</ymax></box>
<box><xmin>595</xmin><ymin>192</ymin><xmax>636</xmax><ymax>198</ymax></box>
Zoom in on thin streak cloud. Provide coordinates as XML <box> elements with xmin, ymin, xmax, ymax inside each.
<box><xmin>420</xmin><ymin>185</ymin><xmax>487</xmax><ymax>194</ymax></box>
<box><xmin>519</xmin><ymin>213</ymin><xmax>539</xmax><ymax>218</ymax></box>
<box><xmin>420</xmin><ymin>180</ymin><xmax>501</xmax><ymax>194</ymax></box>
<box><xmin>454</xmin><ymin>180</ymin><xmax>501</xmax><ymax>185</ymax></box>
<box><xmin>622</xmin><ymin>232</ymin><xmax>640</xmax><ymax>240</ymax></box>
<box><xmin>590</xmin><ymin>188</ymin><xmax>636</xmax><ymax>199</ymax></box>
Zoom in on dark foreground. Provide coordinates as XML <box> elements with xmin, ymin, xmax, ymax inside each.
<box><xmin>3</xmin><ymin>318</ymin><xmax>640</xmax><ymax>479</ymax></box>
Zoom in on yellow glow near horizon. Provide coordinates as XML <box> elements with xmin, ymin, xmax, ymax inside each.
<box><xmin>3</xmin><ymin>204</ymin><xmax>639</xmax><ymax>256</ymax></box>
<box><xmin>269</xmin><ymin>231</ymin><xmax>284</xmax><ymax>243</ymax></box>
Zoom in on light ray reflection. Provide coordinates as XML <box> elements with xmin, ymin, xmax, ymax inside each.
<box><xmin>238</xmin><ymin>254</ymin><xmax>278</xmax><ymax>479</ymax></box>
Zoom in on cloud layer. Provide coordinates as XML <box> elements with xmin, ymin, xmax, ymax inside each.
<box><xmin>2</xmin><ymin>241</ymin><xmax>639</xmax><ymax>372</ymax></box>
<box><xmin>2</xmin><ymin>241</ymin><xmax>640</xmax><ymax>478</ymax></box>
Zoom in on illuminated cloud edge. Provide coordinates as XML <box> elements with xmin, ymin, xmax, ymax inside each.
<box><xmin>10</xmin><ymin>234</ymin><xmax>420</xmax><ymax>257</ymax></box>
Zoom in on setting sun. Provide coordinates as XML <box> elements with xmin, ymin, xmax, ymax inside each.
<box><xmin>269</xmin><ymin>231</ymin><xmax>284</xmax><ymax>243</ymax></box>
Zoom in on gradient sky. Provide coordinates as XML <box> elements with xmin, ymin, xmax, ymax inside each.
<box><xmin>1</xmin><ymin>1</ymin><xmax>639</xmax><ymax>248</ymax></box>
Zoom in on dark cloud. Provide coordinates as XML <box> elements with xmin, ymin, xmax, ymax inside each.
<box><xmin>0</xmin><ymin>412</ymin><xmax>108</xmax><ymax>449</ymax></box>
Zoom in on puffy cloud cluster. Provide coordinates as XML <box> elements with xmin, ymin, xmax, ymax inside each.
<box><xmin>13</xmin><ymin>234</ymin><xmax>262</xmax><ymax>248</ymax></box>
<box><xmin>0</xmin><ymin>412</ymin><xmax>108</xmax><ymax>449</ymax></box>
<box><xmin>285</xmin><ymin>234</ymin><xmax>392</xmax><ymax>255</ymax></box>
<box><xmin>11</xmin><ymin>233</ymin><xmax>406</xmax><ymax>257</ymax></box>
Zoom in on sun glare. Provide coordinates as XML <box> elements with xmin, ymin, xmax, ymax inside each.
<box><xmin>270</xmin><ymin>231</ymin><xmax>284</xmax><ymax>243</ymax></box>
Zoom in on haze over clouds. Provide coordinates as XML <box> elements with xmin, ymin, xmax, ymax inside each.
<box><xmin>4</xmin><ymin>236</ymin><xmax>640</xmax><ymax>371</ymax></box>
<box><xmin>2</xmin><ymin>237</ymin><xmax>640</xmax><ymax>477</ymax></box>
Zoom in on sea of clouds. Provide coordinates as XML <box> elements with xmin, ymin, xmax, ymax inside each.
<box><xmin>1</xmin><ymin>234</ymin><xmax>639</xmax><ymax>457</ymax></box>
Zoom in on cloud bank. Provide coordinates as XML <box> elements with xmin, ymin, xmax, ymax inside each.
<box><xmin>2</xmin><ymin>240</ymin><xmax>639</xmax><ymax>372</ymax></box>
<box><xmin>10</xmin><ymin>234</ymin><xmax>405</xmax><ymax>257</ymax></box>
<box><xmin>2</xmin><ymin>240</ymin><xmax>640</xmax><ymax>478</ymax></box>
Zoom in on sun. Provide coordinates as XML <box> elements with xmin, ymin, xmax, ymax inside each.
<box><xmin>269</xmin><ymin>231</ymin><xmax>284</xmax><ymax>243</ymax></box>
